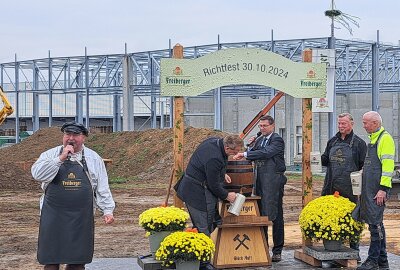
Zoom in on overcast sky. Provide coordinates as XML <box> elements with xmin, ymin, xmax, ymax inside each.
<box><xmin>1</xmin><ymin>0</ymin><xmax>398</xmax><ymax>63</ymax></box>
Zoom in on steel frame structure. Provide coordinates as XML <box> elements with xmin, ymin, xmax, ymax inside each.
<box><xmin>1</xmin><ymin>36</ymin><xmax>400</xmax><ymax>137</ymax></box>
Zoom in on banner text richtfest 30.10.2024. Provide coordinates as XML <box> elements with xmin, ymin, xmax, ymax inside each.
<box><xmin>160</xmin><ymin>48</ymin><xmax>327</xmax><ymax>98</ymax></box>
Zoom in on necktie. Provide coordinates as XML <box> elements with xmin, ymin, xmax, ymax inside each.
<box><xmin>261</xmin><ymin>137</ymin><xmax>268</xmax><ymax>148</ymax></box>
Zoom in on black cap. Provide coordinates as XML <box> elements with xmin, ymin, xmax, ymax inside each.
<box><xmin>61</xmin><ymin>122</ymin><xmax>89</xmax><ymax>136</ymax></box>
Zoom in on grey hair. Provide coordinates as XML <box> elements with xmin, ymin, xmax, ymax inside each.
<box><xmin>223</xmin><ymin>135</ymin><xmax>243</xmax><ymax>150</ymax></box>
<box><xmin>338</xmin><ymin>112</ymin><xmax>354</xmax><ymax>121</ymax></box>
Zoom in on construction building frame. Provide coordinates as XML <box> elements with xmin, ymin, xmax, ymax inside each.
<box><xmin>1</xmin><ymin>36</ymin><xmax>400</xmax><ymax>144</ymax></box>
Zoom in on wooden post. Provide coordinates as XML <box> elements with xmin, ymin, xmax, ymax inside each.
<box><xmin>172</xmin><ymin>44</ymin><xmax>184</xmax><ymax>208</ymax></box>
<box><xmin>302</xmin><ymin>49</ymin><xmax>313</xmax><ymax>246</ymax></box>
<box><xmin>239</xmin><ymin>91</ymin><xmax>284</xmax><ymax>139</ymax></box>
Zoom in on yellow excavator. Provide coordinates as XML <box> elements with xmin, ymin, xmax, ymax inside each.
<box><xmin>0</xmin><ymin>86</ymin><xmax>13</xmax><ymax>125</ymax></box>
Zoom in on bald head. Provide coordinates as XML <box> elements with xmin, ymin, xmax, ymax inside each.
<box><xmin>362</xmin><ymin>111</ymin><xmax>382</xmax><ymax>134</ymax></box>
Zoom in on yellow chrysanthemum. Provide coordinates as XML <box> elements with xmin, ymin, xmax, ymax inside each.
<box><xmin>138</xmin><ymin>206</ymin><xmax>189</xmax><ymax>233</ymax></box>
<box><xmin>299</xmin><ymin>195</ymin><xmax>364</xmax><ymax>242</ymax></box>
<box><xmin>155</xmin><ymin>231</ymin><xmax>215</xmax><ymax>266</ymax></box>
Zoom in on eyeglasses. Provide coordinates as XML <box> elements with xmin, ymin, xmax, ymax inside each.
<box><xmin>258</xmin><ymin>124</ymin><xmax>272</xmax><ymax>128</ymax></box>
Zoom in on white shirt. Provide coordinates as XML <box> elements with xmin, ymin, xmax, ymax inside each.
<box><xmin>31</xmin><ymin>145</ymin><xmax>115</xmax><ymax>215</ymax></box>
<box><xmin>244</xmin><ymin>134</ymin><xmax>272</xmax><ymax>157</ymax></box>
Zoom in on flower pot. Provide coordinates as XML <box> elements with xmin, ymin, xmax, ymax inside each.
<box><xmin>175</xmin><ymin>260</ymin><xmax>200</xmax><ymax>270</ymax></box>
<box><xmin>149</xmin><ymin>231</ymin><xmax>172</xmax><ymax>257</ymax></box>
<box><xmin>323</xmin><ymin>239</ymin><xmax>342</xmax><ymax>251</ymax></box>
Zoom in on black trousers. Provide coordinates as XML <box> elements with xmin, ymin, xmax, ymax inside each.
<box><xmin>185</xmin><ymin>189</ymin><xmax>220</xmax><ymax>236</ymax></box>
<box><xmin>186</xmin><ymin>189</ymin><xmax>220</xmax><ymax>270</ymax></box>
<box><xmin>44</xmin><ymin>264</ymin><xmax>85</xmax><ymax>270</ymax></box>
<box><xmin>260</xmin><ymin>183</ymin><xmax>284</xmax><ymax>255</ymax></box>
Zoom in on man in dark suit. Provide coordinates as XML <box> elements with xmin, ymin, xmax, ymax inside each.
<box><xmin>233</xmin><ymin>115</ymin><xmax>287</xmax><ymax>262</ymax></box>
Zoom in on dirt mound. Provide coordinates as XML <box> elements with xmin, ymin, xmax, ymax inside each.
<box><xmin>0</xmin><ymin>126</ymin><xmax>228</xmax><ymax>190</ymax></box>
<box><xmin>0</xmin><ymin>162</ymin><xmax>39</xmax><ymax>191</ymax></box>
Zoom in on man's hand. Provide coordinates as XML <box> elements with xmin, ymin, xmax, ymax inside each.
<box><xmin>103</xmin><ymin>214</ymin><xmax>114</xmax><ymax>224</ymax></box>
<box><xmin>374</xmin><ymin>190</ymin><xmax>387</xmax><ymax>206</ymax></box>
<box><xmin>232</xmin><ymin>152</ymin><xmax>244</xmax><ymax>160</ymax></box>
<box><xmin>59</xmin><ymin>144</ymin><xmax>74</xmax><ymax>161</ymax></box>
<box><xmin>226</xmin><ymin>192</ymin><xmax>237</xmax><ymax>203</ymax></box>
<box><xmin>225</xmin><ymin>174</ymin><xmax>232</xmax><ymax>184</ymax></box>
<box><xmin>247</xmin><ymin>136</ymin><xmax>257</xmax><ymax>146</ymax></box>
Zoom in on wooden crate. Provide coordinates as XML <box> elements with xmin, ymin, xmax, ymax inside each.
<box><xmin>294</xmin><ymin>246</ymin><xmax>358</xmax><ymax>268</ymax></box>
<box><xmin>137</xmin><ymin>256</ymin><xmax>174</xmax><ymax>270</ymax></box>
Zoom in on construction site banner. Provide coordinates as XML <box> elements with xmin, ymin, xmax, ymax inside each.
<box><xmin>312</xmin><ymin>49</ymin><xmax>335</xmax><ymax>112</ymax></box>
<box><xmin>160</xmin><ymin>48</ymin><xmax>327</xmax><ymax>98</ymax></box>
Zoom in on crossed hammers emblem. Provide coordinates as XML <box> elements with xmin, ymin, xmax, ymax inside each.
<box><xmin>233</xmin><ymin>234</ymin><xmax>250</xmax><ymax>250</ymax></box>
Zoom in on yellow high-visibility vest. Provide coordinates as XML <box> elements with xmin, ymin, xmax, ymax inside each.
<box><xmin>369</xmin><ymin>126</ymin><xmax>395</xmax><ymax>188</ymax></box>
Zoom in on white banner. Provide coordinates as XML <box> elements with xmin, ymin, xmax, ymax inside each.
<box><xmin>312</xmin><ymin>49</ymin><xmax>335</xmax><ymax>112</ymax></box>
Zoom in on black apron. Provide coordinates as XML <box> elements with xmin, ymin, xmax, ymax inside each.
<box><xmin>254</xmin><ymin>159</ymin><xmax>287</xmax><ymax>221</ymax></box>
<box><xmin>37</xmin><ymin>155</ymin><xmax>94</xmax><ymax>264</ymax></box>
<box><xmin>352</xmin><ymin>131</ymin><xmax>385</xmax><ymax>225</ymax></box>
<box><xmin>325</xmin><ymin>136</ymin><xmax>358</xmax><ymax>203</ymax></box>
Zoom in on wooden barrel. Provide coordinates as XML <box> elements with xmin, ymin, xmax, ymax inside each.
<box><xmin>224</xmin><ymin>159</ymin><xmax>254</xmax><ymax>196</ymax></box>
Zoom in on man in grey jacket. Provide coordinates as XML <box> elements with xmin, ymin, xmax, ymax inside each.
<box><xmin>31</xmin><ymin>122</ymin><xmax>115</xmax><ymax>270</ymax></box>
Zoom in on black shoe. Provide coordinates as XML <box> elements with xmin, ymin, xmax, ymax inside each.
<box><xmin>356</xmin><ymin>259</ymin><xmax>379</xmax><ymax>270</ymax></box>
<box><xmin>378</xmin><ymin>258</ymin><xmax>389</xmax><ymax>270</ymax></box>
<box><xmin>271</xmin><ymin>253</ymin><xmax>282</xmax><ymax>262</ymax></box>
<box><xmin>200</xmin><ymin>264</ymin><xmax>216</xmax><ymax>270</ymax></box>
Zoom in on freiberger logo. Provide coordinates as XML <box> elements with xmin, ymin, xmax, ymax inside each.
<box><xmin>330</xmin><ymin>149</ymin><xmax>345</xmax><ymax>164</ymax></box>
<box><xmin>300</xmin><ymin>69</ymin><xmax>323</xmax><ymax>89</ymax></box>
<box><xmin>316</xmin><ymin>97</ymin><xmax>328</xmax><ymax>108</ymax></box>
<box><xmin>307</xmin><ymin>69</ymin><xmax>316</xmax><ymax>78</ymax></box>
<box><xmin>165</xmin><ymin>66</ymin><xmax>191</xmax><ymax>86</ymax></box>
<box><xmin>62</xmin><ymin>180</ymin><xmax>81</xmax><ymax>187</ymax></box>
<box><xmin>63</xmin><ymin>172</ymin><xmax>81</xmax><ymax>189</ymax></box>
<box><xmin>173</xmin><ymin>66</ymin><xmax>182</xmax><ymax>75</ymax></box>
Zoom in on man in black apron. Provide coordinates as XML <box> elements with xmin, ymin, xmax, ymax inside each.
<box><xmin>32</xmin><ymin>122</ymin><xmax>115</xmax><ymax>270</ymax></box>
<box><xmin>233</xmin><ymin>115</ymin><xmax>287</xmax><ymax>263</ymax></box>
<box><xmin>352</xmin><ymin>111</ymin><xmax>394</xmax><ymax>270</ymax></box>
<box><xmin>321</xmin><ymin>113</ymin><xmax>367</xmax><ymax>260</ymax></box>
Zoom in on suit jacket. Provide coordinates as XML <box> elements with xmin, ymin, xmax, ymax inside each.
<box><xmin>176</xmin><ymin>137</ymin><xmax>229</xmax><ymax>211</ymax></box>
<box><xmin>246</xmin><ymin>132</ymin><xmax>286</xmax><ymax>220</ymax></box>
<box><xmin>246</xmin><ymin>132</ymin><xmax>286</xmax><ymax>172</ymax></box>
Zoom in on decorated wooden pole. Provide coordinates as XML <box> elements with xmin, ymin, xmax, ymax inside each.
<box><xmin>172</xmin><ymin>44</ymin><xmax>185</xmax><ymax>208</ymax></box>
<box><xmin>302</xmin><ymin>48</ymin><xmax>313</xmax><ymax>247</ymax></box>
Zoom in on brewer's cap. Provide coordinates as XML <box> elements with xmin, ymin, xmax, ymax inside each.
<box><xmin>61</xmin><ymin>122</ymin><xmax>88</xmax><ymax>136</ymax></box>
